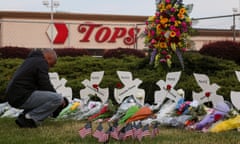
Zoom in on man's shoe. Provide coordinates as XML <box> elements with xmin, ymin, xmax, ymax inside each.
<box><xmin>52</xmin><ymin>97</ymin><xmax>69</xmax><ymax>118</ymax></box>
<box><xmin>15</xmin><ymin>114</ymin><xmax>37</xmax><ymax>128</ymax></box>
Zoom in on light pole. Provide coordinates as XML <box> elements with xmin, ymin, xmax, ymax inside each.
<box><xmin>43</xmin><ymin>0</ymin><xmax>59</xmax><ymax>49</ymax></box>
<box><xmin>233</xmin><ymin>8</ymin><xmax>237</xmax><ymax>41</ymax></box>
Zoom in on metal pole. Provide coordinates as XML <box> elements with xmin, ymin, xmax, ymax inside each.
<box><xmin>233</xmin><ymin>14</ymin><xmax>236</xmax><ymax>41</ymax></box>
<box><xmin>50</xmin><ymin>0</ymin><xmax>54</xmax><ymax>49</ymax></box>
<box><xmin>134</xmin><ymin>24</ymin><xmax>138</xmax><ymax>49</ymax></box>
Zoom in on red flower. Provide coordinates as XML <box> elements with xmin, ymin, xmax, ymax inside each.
<box><xmin>166</xmin><ymin>84</ymin><xmax>172</xmax><ymax>90</ymax></box>
<box><xmin>92</xmin><ymin>84</ymin><xmax>99</xmax><ymax>91</ymax></box>
<box><xmin>116</xmin><ymin>82</ymin><xmax>123</xmax><ymax>89</ymax></box>
<box><xmin>176</xmin><ymin>111</ymin><xmax>182</xmax><ymax>115</ymax></box>
<box><xmin>205</xmin><ymin>92</ymin><xmax>211</xmax><ymax>97</ymax></box>
<box><xmin>214</xmin><ymin>114</ymin><xmax>222</xmax><ymax>122</ymax></box>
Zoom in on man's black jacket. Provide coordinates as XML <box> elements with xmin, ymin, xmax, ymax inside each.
<box><xmin>5</xmin><ymin>49</ymin><xmax>56</xmax><ymax>108</ymax></box>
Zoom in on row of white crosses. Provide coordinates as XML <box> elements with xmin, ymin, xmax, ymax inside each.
<box><xmin>79</xmin><ymin>71</ymin><xmax>145</xmax><ymax>105</ymax></box>
<box><xmin>154</xmin><ymin>71</ymin><xmax>227</xmax><ymax>109</ymax></box>
<box><xmin>50</xmin><ymin>70</ymin><xmax>240</xmax><ymax>110</ymax></box>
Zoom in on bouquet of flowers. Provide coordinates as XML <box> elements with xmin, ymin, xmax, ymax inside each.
<box><xmin>144</xmin><ymin>0</ymin><xmax>193</xmax><ymax>68</ymax></box>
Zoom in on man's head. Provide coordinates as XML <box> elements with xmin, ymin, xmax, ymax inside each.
<box><xmin>42</xmin><ymin>48</ymin><xmax>57</xmax><ymax>68</ymax></box>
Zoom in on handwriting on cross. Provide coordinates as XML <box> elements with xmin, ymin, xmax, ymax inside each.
<box><xmin>154</xmin><ymin>71</ymin><xmax>183</xmax><ymax>106</ymax></box>
<box><xmin>79</xmin><ymin>71</ymin><xmax>109</xmax><ymax>104</ymax></box>
<box><xmin>114</xmin><ymin>71</ymin><xmax>145</xmax><ymax>105</ymax></box>
<box><xmin>192</xmin><ymin>73</ymin><xmax>224</xmax><ymax>108</ymax></box>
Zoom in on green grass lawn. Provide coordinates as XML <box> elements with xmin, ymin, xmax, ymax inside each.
<box><xmin>0</xmin><ymin>118</ymin><xmax>240</xmax><ymax>144</ymax></box>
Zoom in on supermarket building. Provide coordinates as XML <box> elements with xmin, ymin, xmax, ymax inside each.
<box><xmin>0</xmin><ymin>11</ymin><xmax>239</xmax><ymax>53</ymax></box>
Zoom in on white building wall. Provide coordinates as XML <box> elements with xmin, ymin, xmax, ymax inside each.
<box><xmin>0</xmin><ymin>18</ymin><xmax>238</xmax><ymax>51</ymax></box>
<box><xmin>0</xmin><ymin>18</ymin><xmax>146</xmax><ymax>50</ymax></box>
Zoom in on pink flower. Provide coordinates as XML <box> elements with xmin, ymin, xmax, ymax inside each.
<box><xmin>160</xmin><ymin>58</ymin><xmax>167</xmax><ymax>63</ymax></box>
<box><xmin>175</xmin><ymin>30</ymin><xmax>181</xmax><ymax>37</ymax></box>
<box><xmin>170</xmin><ymin>25</ymin><xmax>176</xmax><ymax>31</ymax></box>
<box><xmin>145</xmin><ymin>21</ymin><xmax>149</xmax><ymax>25</ymax></box>
<box><xmin>166</xmin><ymin>0</ymin><xmax>170</xmax><ymax>3</ymax></box>
<box><xmin>170</xmin><ymin>8</ymin><xmax>176</xmax><ymax>12</ymax></box>
<box><xmin>182</xmin><ymin>48</ymin><xmax>187</xmax><ymax>52</ymax></box>
<box><xmin>151</xmin><ymin>39</ymin><xmax>157</xmax><ymax>44</ymax></box>
<box><xmin>165</xmin><ymin>55</ymin><xmax>171</xmax><ymax>59</ymax></box>
<box><xmin>151</xmin><ymin>30</ymin><xmax>155</xmax><ymax>36</ymax></box>
<box><xmin>170</xmin><ymin>16</ymin><xmax>176</xmax><ymax>22</ymax></box>
<box><xmin>155</xmin><ymin>12</ymin><xmax>160</xmax><ymax>17</ymax></box>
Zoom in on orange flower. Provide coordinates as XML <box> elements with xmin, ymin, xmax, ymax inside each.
<box><xmin>166</xmin><ymin>4</ymin><xmax>172</xmax><ymax>9</ymax></box>
<box><xmin>179</xmin><ymin>8</ymin><xmax>186</xmax><ymax>14</ymax></box>
<box><xmin>159</xmin><ymin>42</ymin><xmax>167</xmax><ymax>48</ymax></box>
<box><xmin>178</xmin><ymin>13</ymin><xmax>185</xmax><ymax>19</ymax></box>
<box><xmin>170</xmin><ymin>31</ymin><xmax>176</xmax><ymax>37</ymax></box>
<box><xmin>160</xmin><ymin>18</ymin><xmax>169</xmax><ymax>25</ymax></box>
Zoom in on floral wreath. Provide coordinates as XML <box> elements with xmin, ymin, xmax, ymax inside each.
<box><xmin>143</xmin><ymin>0</ymin><xmax>193</xmax><ymax>68</ymax></box>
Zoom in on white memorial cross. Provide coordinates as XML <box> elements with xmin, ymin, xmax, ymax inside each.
<box><xmin>80</xmin><ymin>71</ymin><xmax>109</xmax><ymax>104</ymax></box>
<box><xmin>114</xmin><ymin>71</ymin><xmax>145</xmax><ymax>105</ymax></box>
<box><xmin>49</xmin><ymin>72</ymin><xmax>73</xmax><ymax>101</ymax></box>
<box><xmin>192</xmin><ymin>73</ymin><xmax>224</xmax><ymax>108</ymax></box>
<box><xmin>154</xmin><ymin>71</ymin><xmax>183</xmax><ymax>106</ymax></box>
<box><xmin>230</xmin><ymin>71</ymin><xmax>240</xmax><ymax>110</ymax></box>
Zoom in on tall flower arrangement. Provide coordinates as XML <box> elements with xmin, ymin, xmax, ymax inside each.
<box><xmin>144</xmin><ymin>0</ymin><xmax>193</xmax><ymax>68</ymax></box>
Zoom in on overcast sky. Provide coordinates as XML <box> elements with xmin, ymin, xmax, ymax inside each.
<box><xmin>0</xmin><ymin>0</ymin><xmax>239</xmax><ymax>29</ymax></box>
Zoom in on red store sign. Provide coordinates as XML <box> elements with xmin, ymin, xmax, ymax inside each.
<box><xmin>78</xmin><ymin>23</ymin><xmax>141</xmax><ymax>45</ymax></box>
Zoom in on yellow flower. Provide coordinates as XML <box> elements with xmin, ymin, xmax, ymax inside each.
<box><xmin>160</xmin><ymin>42</ymin><xmax>167</xmax><ymax>48</ymax></box>
<box><xmin>170</xmin><ymin>31</ymin><xmax>176</xmax><ymax>37</ymax></box>
<box><xmin>178</xmin><ymin>42</ymin><xmax>183</xmax><ymax>47</ymax></box>
<box><xmin>158</xmin><ymin>3</ymin><xmax>164</xmax><ymax>9</ymax></box>
<box><xmin>186</xmin><ymin>17</ymin><xmax>191</xmax><ymax>23</ymax></box>
<box><xmin>160</xmin><ymin>8</ymin><xmax>166</xmax><ymax>13</ymax></box>
<box><xmin>170</xmin><ymin>43</ymin><xmax>176</xmax><ymax>51</ymax></box>
<box><xmin>164</xmin><ymin>24</ymin><xmax>168</xmax><ymax>28</ymax></box>
<box><xmin>148</xmin><ymin>16</ymin><xmax>156</xmax><ymax>22</ymax></box>
<box><xmin>179</xmin><ymin>8</ymin><xmax>186</xmax><ymax>14</ymax></box>
<box><xmin>174</xmin><ymin>21</ymin><xmax>179</xmax><ymax>27</ymax></box>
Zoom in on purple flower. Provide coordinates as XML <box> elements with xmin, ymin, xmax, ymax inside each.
<box><xmin>150</xmin><ymin>48</ymin><xmax>157</xmax><ymax>64</ymax></box>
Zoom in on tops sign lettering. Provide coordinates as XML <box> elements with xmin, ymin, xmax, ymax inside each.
<box><xmin>78</xmin><ymin>23</ymin><xmax>140</xmax><ymax>45</ymax></box>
